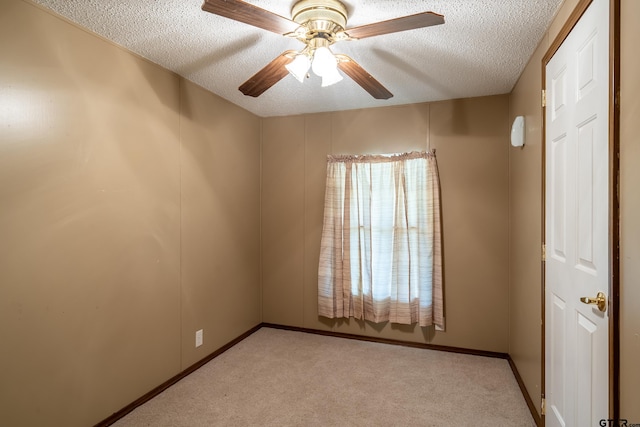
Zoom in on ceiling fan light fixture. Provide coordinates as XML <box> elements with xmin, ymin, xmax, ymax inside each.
<box><xmin>311</xmin><ymin>46</ymin><xmax>337</xmax><ymax>77</ymax></box>
<box><xmin>285</xmin><ymin>54</ymin><xmax>311</xmax><ymax>83</ymax></box>
<box><xmin>321</xmin><ymin>68</ymin><xmax>343</xmax><ymax>87</ymax></box>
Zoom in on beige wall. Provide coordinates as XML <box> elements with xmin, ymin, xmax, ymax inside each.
<box><xmin>509</xmin><ymin>0</ymin><xmax>640</xmax><ymax>419</ymax></box>
<box><xmin>0</xmin><ymin>1</ymin><xmax>261</xmax><ymax>426</ymax></box>
<box><xmin>620</xmin><ymin>0</ymin><xmax>640</xmax><ymax>421</ymax></box>
<box><xmin>179</xmin><ymin>79</ymin><xmax>261</xmax><ymax>368</ymax></box>
<box><xmin>507</xmin><ymin>40</ymin><xmax>545</xmax><ymax>418</ymax></box>
<box><xmin>262</xmin><ymin>96</ymin><xmax>511</xmax><ymax>353</ymax></box>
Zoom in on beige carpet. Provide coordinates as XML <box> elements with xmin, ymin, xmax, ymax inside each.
<box><xmin>113</xmin><ymin>327</ymin><xmax>536</xmax><ymax>427</ymax></box>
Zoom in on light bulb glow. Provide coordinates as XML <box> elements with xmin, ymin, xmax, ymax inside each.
<box><xmin>285</xmin><ymin>54</ymin><xmax>311</xmax><ymax>83</ymax></box>
<box><xmin>311</xmin><ymin>47</ymin><xmax>337</xmax><ymax>77</ymax></box>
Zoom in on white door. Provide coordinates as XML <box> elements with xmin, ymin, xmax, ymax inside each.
<box><xmin>545</xmin><ymin>0</ymin><xmax>610</xmax><ymax>425</ymax></box>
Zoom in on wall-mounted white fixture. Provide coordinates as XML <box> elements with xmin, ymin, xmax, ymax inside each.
<box><xmin>511</xmin><ymin>116</ymin><xmax>525</xmax><ymax>147</ymax></box>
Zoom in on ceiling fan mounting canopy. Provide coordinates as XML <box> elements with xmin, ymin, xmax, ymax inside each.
<box><xmin>287</xmin><ymin>0</ymin><xmax>352</xmax><ymax>55</ymax></box>
<box><xmin>291</xmin><ymin>0</ymin><xmax>348</xmax><ymax>34</ymax></box>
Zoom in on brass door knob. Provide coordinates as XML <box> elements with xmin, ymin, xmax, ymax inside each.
<box><xmin>579</xmin><ymin>291</ymin><xmax>607</xmax><ymax>313</ymax></box>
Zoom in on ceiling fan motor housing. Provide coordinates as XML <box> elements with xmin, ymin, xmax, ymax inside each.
<box><xmin>292</xmin><ymin>0</ymin><xmax>348</xmax><ymax>35</ymax></box>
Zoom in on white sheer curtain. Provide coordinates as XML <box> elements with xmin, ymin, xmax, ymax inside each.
<box><xmin>317</xmin><ymin>151</ymin><xmax>444</xmax><ymax>328</ymax></box>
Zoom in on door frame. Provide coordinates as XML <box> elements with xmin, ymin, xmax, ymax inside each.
<box><xmin>541</xmin><ymin>0</ymin><xmax>621</xmax><ymax>422</ymax></box>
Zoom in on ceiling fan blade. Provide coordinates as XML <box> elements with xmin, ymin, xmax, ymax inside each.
<box><xmin>345</xmin><ymin>11</ymin><xmax>444</xmax><ymax>39</ymax></box>
<box><xmin>336</xmin><ymin>55</ymin><xmax>393</xmax><ymax>100</ymax></box>
<box><xmin>239</xmin><ymin>51</ymin><xmax>295</xmax><ymax>97</ymax></box>
<box><xmin>202</xmin><ymin>0</ymin><xmax>300</xmax><ymax>35</ymax></box>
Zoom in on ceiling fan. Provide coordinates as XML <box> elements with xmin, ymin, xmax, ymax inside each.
<box><xmin>201</xmin><ymin>0</ymin><xmax>444</xmax><ymax>99</ymax></box>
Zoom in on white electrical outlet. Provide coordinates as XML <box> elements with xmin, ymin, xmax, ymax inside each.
<box><xmin>195</xmin><ymin>329</ymin><xmax>203</xmax><ymax>347</ymax></box>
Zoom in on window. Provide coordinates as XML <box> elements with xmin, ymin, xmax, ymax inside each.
<box><xmin>317</xmin><ymin>151</ymin><xmax>444</xmax><ymax>328</ymax></box>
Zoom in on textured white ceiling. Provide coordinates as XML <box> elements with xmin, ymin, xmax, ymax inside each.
<box><xmin>32</xmin><ymin>0</ymin><xmax>563</xmax><ymax>117</ymax></box>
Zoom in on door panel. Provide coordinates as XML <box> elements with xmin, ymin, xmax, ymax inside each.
<box><xmin>550</xmin><ymin>294</ymin><xmax>567</xmax><ymax>427</ymax></box>
<box><xmin>545</xmin><ymin>0</ymin><xmax>609</xmax><ymax>425</ymax></box>
<box><xmin>576</xmin><ymin>117</ymin><xmax>596</xmax><ymax>272</ymax></box>
<box><xmin>551</xmin><ymin>134</ymin><xmax>568</xmax><ymax>261</ymax></box>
